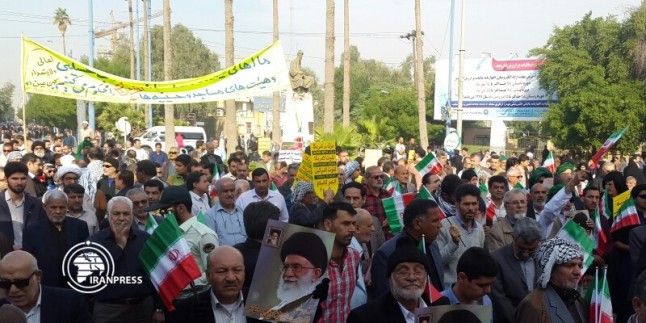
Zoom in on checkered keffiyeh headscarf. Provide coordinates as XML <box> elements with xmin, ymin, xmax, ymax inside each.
<box><xmin>536</xmin><ymin>238</ymin><xmax>583</xmax><ymax>288</ymax></box>
<box><xmin>292</xmin><ymin>181</ymin><xmax>314</xmax><ymax>204</ymax></box>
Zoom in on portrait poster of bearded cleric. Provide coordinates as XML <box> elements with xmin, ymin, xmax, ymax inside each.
<box><xmin>245</xmin><ymin>220</ymin><xmax>334</xmax><ymax>323</ymax></box>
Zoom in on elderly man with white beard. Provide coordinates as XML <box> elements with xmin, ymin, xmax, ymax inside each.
<box><xmin>261</xmin><ymin>231</ymin><xmax>329</xmax><ymax>323</ymax></box>
<box><xmin>347</xmin><ymin>238</ymin><xmax>449</xmax><ymax>323</ymax></box>
<box><xmin>486</xmin><ymin>189</ymin><xmax>527</xmax><ymax>252</ymax></box>
<box><xmin>526</xmin><ymin>183</ymin><xmax>547</xmax><ymax>221</ymax></box>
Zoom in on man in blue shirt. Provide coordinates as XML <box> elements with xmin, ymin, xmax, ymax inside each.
<box><xmin>205</xmin><ymin>177</ymin><xmax>246</xmax><ymax>245</ymax></box>
<box><xmin>441</xmin><ymin>247</ymin><xmax>497</xmax><ymax>309</ymax></box>
<box><xmin>148</xmin><ymin>143</ymin><xmax>168</xmax><ymax>167</ymax></box>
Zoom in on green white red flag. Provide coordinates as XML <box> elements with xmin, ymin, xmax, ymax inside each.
<box><xmin>485</xmin><ymin>202</ymin><xmax>496</xmax><ymax>227</ymax></box>
<box><xmin>589</xmin><ymin>127</ymin><xmax>628</xmax><ymax>170</ymax></box>
<box><xmin>382</xmin><ymin>193</ymin><xmax>416</xmax><ymax>233</ymax></box>
<box><xmin>416</xmin><ymin>186</ymin><xmax>446</xmax><ymax>220</ymax></box>
<box><xmin>210</xmin><ymin>164</ymin><xmax>220</xmax><ymax>198</ymax></box>
<box><xmin>385</xmin><ymin>177</ymin><xmax>402</xmax><ymax>196</ymax></box>
<box><xmin>590</xmin><ymin>207</ymin><xmax>610</xmax><ymax>258</ymax></box>
<box><xmin>415</xmin><ymin>153</ymin><xmax>443</xmax><ymax>176</ymax></box>
<box><xmin>543</xmin><ymin>151</ymin><xmax>556</xmax><ymax>173</ymax></box>
<box><xmin>145</xmin><ymin>213</ymin><xmax>158</xmax><ymax>234</ymax></box>
<box><xmin>610</xmin><ymin>197</ymin><xmax>640</xmax><ymax>233</ymax></box>
<box><xmin>139</xmin><ymin>214</ymin><xmax>202</xmax><ymax>311</ymax></box>
<box><xmin>584</xmin><ymin>268</ymin><xmax>613</xmax><ymax>323</ymax></box>
<box><xmin>555</xmin><ymin>220</ymin><xmax>595</xmax><ymax>278</ymax></box>
<box><xmin>418</xmin><ymin>235</ymin><xmax>443</xmax><ymax>303</ymax></box>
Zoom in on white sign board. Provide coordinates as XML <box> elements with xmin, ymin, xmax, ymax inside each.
<box><xmin>278</xmin><ymin>150</ymin><xmax>303</xmax><ymax>164</ymax></box>
<box><xmin>444</xmin><ymin>132</ymin><xmax>460</xmax><ymax>152</ymax></box>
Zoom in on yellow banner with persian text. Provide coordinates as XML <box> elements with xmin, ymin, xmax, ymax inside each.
<box><xmin>21</xmin><ymin>36</ymin><xmax>290</xmax><ymax>104</ymax></box>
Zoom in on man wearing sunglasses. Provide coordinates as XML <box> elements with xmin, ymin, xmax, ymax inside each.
<box><xmin>491</xmin><ymin>217</ymin><xmax>541</xmax><ymax>323</ymax></box>
<box><xmin>0</xmin><ymin>250</ymin><xmax>92</xmax><ymax>322</ymax></box>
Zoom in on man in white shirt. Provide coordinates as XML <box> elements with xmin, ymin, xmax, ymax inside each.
<box><xmin>186</xmin><ymin>172</ymin><xmax>211</xmax><ymax>217</ymax></box>
<box><xmin>236</xmin><ymin>168</ymin><xmax>289</xmax><ymax>222</ymax></box>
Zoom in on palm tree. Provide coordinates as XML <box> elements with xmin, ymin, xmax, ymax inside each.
<box><xmin>53</xmin><ymin>8</ymin><xmax>71</xmax><ymax>55</ymax></box>
<box><xmin>163</xmin><ymin>0</ymin><xmax>175</xmax><ymax>149</ymax></box>
<box><xmin>224</xmin><ymin>0</ymin><xmax>237</xmax><ymax>156</ymax></box>
<box><xmin>342</xmin><ymin>0</ymin><xmax>350</xmax><ymax>127</ymax></box>
<box><xmin>323</xmin><ymin>0</ymin><xmax>335</xmax><ymax>133</ymax></box>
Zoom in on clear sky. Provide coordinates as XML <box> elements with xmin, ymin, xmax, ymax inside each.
<box><xmin>1</xmin><ymin>0</ymin><xmax>642</xmax><ymax>104</ymax></box>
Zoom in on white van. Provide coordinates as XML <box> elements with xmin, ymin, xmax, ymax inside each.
<box><xmin>135</xmin><ymin>126</ymin><xmax>207</xmax><ymax>151</ymax></box>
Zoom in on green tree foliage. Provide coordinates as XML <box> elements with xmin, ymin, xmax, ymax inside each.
<box><xmin>23</xmin><ymin>94</ymin><xmax>76</xmax><ymax>128</ymax></box>
<box><xmin>0</xmin><ymin>83</ymin><xmax>15</xmax><ymax>121</ymax></box>
<box><xmin>532</xmin><ymin>11</ymin><xmax>646</xmax><ymax>154</ymax></box>
<box><xmin>96</xmin><ymin>104</ymin><xmax>150</xmax><ymax>138</ymax></box>
<box><xmin>314</xmin><ymin>122</ymin><xmax>361</xmax><ymax>151</ymax></box>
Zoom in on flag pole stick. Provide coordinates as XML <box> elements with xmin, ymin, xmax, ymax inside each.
<box><xmin>599</xmin><ymin>266</ymin><xmax>608</xmax><ymax>323</ymax></box>
<box><xmin>594</xmin><ymin>266</ymin><xmax>599</xmax><ymax>323</ymax></box>
<box><xmin>447</xmin><ymin>217</ymin><xmax>467</xmax><ymax>247</ymax></box>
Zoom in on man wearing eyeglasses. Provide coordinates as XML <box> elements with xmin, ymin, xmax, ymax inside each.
<box><xmin>0</xmin><ymin>250</ymin><xmax>92</xmax><ymax>323</ymax></box>
<box><xmin>506</xmin><ymin>166</ymin><xmax>523</xmax><ymax>190</ymax></box>
<box><xmin>491</xmin><ymin>218</ymin><xmax>541</xmax><ymax>323</ymax></box>
<box><xmin>348</xmin><ymin>238</ymin><xmax>449</xmax><ymax>322</ymax></box>
<box><xmin>127</xmin><ymin>188</ymin><xmax>162</xmax><ymax>233</ymax></box>
<box><xmin>262</xmin><ymin>231</ymin><xmax>328</xmax><ymax>322</ymax></box>
<box><xmin>362</xmin><ymin>166</ymin><xmax>391</xmax><ymax>239</ymax></box>
<box><xmin>486</xmin><ymin>189</ymin><xmax>527</xmax><ymax>252</ymax></box>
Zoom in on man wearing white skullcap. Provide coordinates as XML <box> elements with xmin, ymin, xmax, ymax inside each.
<box><xmin>513</xmin><ymin>238</ymin><xmax>587</xmax><ymax>323</ymax></box>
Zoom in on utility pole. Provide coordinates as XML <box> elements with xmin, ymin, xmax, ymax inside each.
<box><xmin>272</xmin><ymin>0</ymin><xmax>281</xmax><ymax>146</ymax></box>
<box><xmin>142</xmin><ymin>0</ymin><xmax>150</xmax><ymax>126</ymax></box>
<box><xmin>400</xmin><ymin>31</ymin><xmax>420</xmax><ymax>86</ymax></box>
<box><xmin>323</xmin><ymin>0</ymin><xmax>335</xmax><ymax>133</ymax></box>
<box><xmin>224</xmin><ymin>0</ymin><xmax>237</xmax><ymax>156</ymax></box>
<box><xmin>128</xmin><ymin>0</ymin><xmax>135</xmax><ymax>80</ymax></box>
<box><xmin>342</xmin><ymin>0</ymin><xmax>350</xmax><ymax>127</ymax></box>
<box><xmin>163</xmin><ymin>0</ymin><xmax>174</xmax><ymax>149</ymax></box>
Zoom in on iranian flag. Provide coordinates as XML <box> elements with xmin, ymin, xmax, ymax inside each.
<box><xmin>270</xmin><ymin>181</ymin><xmax>278</xmax><ymax>192</ymax></box>
<box><xmin>543</xmin><ymin>151</ymin><xmax>556</xmax><ymax>173</ymax></box>
<box><xmin>139</xmin><ymin>214</ymin><xmax>202</xmax><ymax>311</ymax></box>
<box><xmin>382</xmin><ymin>193</ymin><xmax>416</xmax><ymax>233</ymax></box>
<box><xmin>416</xmin><ymin>186</ymin><xmax>446</xmax><ymax>220</ymax></box>
<box><xmin>415</xmin><ymin>153</ymin><xmax>443</xmax><ymax>176</ymax></box>
<box><xmin>385</xmin><ymin>177</ymin><xmax>402</xmax><ymax>196</ymax></box>
<box><xmin>610</xmin><ymin>197</ymin><xmax>640</xmax><ymax>233</ymax></box>
<box><xmin>589</xmin><ymin>127</ymin><xmax>628</xmax><ymax>170</ymax></box>
<box><xmin>418</xmin><ymin>235</ymin><xmax>443</xmax><ymax>303</ymax></box>
<box><xmin>556</xmin><ymin>220</ymin><xmax>595</xmax><ymax>277</ymax></box>
<box><xmin>590</xmin><ymin>208</ymin><xmax>610</xmax><ymax>258</ymax></box>
<box><xmin>584</xmin><ymin>269</ymin><xmax>613</xmax><ymax>323</ymax></box>
<box><xmin>485</xmin><ymin>202</ymin><xmax>496</xmax><ymax>227</ymax></box>
<box><xmin>145</xmin><ymin>213</ymin><xmax>158</xmax><ymax>234</ymax></box>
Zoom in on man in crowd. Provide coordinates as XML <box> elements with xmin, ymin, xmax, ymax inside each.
<box><xmin>434</xmin><ymin>175</ymin><xmax>462</xmax><ymax>219</ymax></box>
<box><xmin>236</xmin><ymin>168</ymin><xmax>289</xmax><ymax>222</ymax></box>
<box><xmin>393</xmin><ymin>165</ymin><xmax>416</xmax><ymax>194</ymax></box>
<box><xmin>437</xmin><ymin>184</ymin><xmax>486</xmax><ymax>289</ymax></box>
<box><xmin>506</xmin><ymin>166</ymin><xmax>524</xmax><ymax>189</ymax></box>
<box><xmin>318</xmin><ymin>202</ymin><xmax>360</xmax><ymax>322</ymax></box>
<box><xmin>362</xmin><ymin>166</ymin><xmax>391</xmax><ymax>238</ymax></box>
<box><xmin>350</xmin><ymin>208</ymin><xmax>377</xmax><ymax>309</ymax></box>
<box><xmin>337</xmin><ymin>149</ymin><xmax>350</xmax><ymax>166</ymax></box>
<box><xmin>223</xmin><ymin>157</ymin><xmax>240</xmax><ymax>180</ymax></box>
<box><xmin>370</xmin><ymin>199</ymin><xmax>444</xmax><ymax>300</ymax></box>
<box><xmin>136</xmin><ymin>160</ymin><xmax>167</xmax><ymax>187</ymax></box>
<box><xmin>97</xmin><ymin>158</ymin><xmax>119</xmax><ymax>199</ymax></box>
<box><xmin>488</xmin><ymin>175</ymin><xmax>508</xmax><ymax>219</ymax></box>
<box><xmin>263</xmin><ymin>232</ymin><xmax>328</xmax><ymax>322</ymax></box>
<box><xmin>64</xmin><ymin>184</ymin><xmax>99</xmax><ymax>234</ymax></box>
<box><xmin>201</xmin><ymin>142</ymin><xmax>224</xmax><ymax>173</ymax></box>
<box><xmin>144</xmin><ymin>179</ymin><xmax>164</xmax><ymax>209</ymax></box>
<box><xmin>22</xmin><ymin>153</ymin><xmax>46</xmax><ymax>198</ymax></box>
<box><xmin>278</xmin><ymin>163</ymin><xmax>299</xmax><ymax>199</ymax></box>
<box><xmin>132</xmin><ymin>139</ymin><xmax>148</xmax><ymax>161</ymax></box>
<box><xmin>148</xmin><ymin>143</ymin><xmax>168</xmax><ymax>167</ymax></box>
<box><xmin>114</xmin><ymin>170</ymin><xmax>134</xmax><ymax>197</ymax></box>
<box><xmin>0</xmin><ymin>250</ymin><xmax>92</xmax><ymax>322</ymax></box>
<box><xmin>514</xmin><ymin>238</ymin><xmax>587</xmax><ymax>323</ymax></box>
<box><xmin>187</xmin><ymin>172</ymin><xmax>211</xmax><ymax>217</ymax></box>
<box><xmin>90</xmin><ymin>197</ymin><xmax>162</xmax><ymax>322</ymax></box>
<box><xmin>192</xmin><ymin>246</ymin><xmax>248</xmax><ymax>322</ymax></box>
<box><xmin>0</xmin><ymin>161</ymin><xmax>47</xmax><ymax>250</ymax></box>
<box><xmin>348</xmin><ymin>238</ymin><xmax>447</xmax><ymax>322</ymax></box>
<box><xmin>234</xmin><ymin>201</ymin><xmax>280</xmax><ymax>298</ymax></box>
<box><xmin>527</xmin><ymin>182</ymin><xmax>548</xmax><ymax>220</ymax></box>
<box><xmin>205</xmin><ymin>177</ymin><xmax>246</xmax><ymax>246</ymax></box>
<box><xmin>127</xmin><ymin>188</ymin><xmax>162</xmax><ymax>232</ymax></box>
<box><xmin>491</xmin><ymin>217</ymin><xmax>541</xmax><ymax>323</ymax></box>
<box><xmin>22</xmin><ymin>190</ymin><xmax>89</xmax><ymax>288</ymax></box>
<box><xmin>486</xmin><ymin>188</ymin><xmax>527</xmax><ymax>252</ymax></box>
<box><xmin>167</xmin><ymin>154</ymin><xmax>192</xmax><ymax>186</ymax></box>
<box><xmin>441</xmin><ymin>247</ymin><xmax>497</xmax><ymax>307</ymax></box>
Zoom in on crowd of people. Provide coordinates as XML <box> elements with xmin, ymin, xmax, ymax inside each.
<box><xmin>0</xmin><ymin>126</ymin><xmax>645</xmax><ymax>323</ymax></box>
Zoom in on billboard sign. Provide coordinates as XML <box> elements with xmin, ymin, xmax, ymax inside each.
<box><xmin>434</xmin><ymin>57</ymin><xmax>557</xmax><ymax>121</ymax></box>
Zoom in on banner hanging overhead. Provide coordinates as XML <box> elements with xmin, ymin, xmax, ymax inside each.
<box><xmin>21</xmin><ymin>36</ymin><xmax>290</xmax><ymax>104</ymax></box>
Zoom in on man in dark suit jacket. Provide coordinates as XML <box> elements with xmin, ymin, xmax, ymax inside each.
<box><xmin>0</xmin><ymin>162</ymin><xmax>47</xmax><ymax>249</ymax></box>
<box><xmin>349</xmin><ymin>237</ymin><xmax>449</xmax><ymax>323</ymax></box>
<box><xmin>369</xmin><ymin>199</ymin><xmax>444</xmax><ymax>300</ymax></box>
<box><xmin>22</xmin><ymin>190</ymin><xmax>89</xmax><ymax>288</ymax></box>
<box><xmin>0</xmin><ymin>250</ymin><xmax>92</xmax><ymax>323</ymax></box>
<box><xmin>491</xmin><ymin>218</ymin><xmax>542</xmax><ymax>323</ymax></box>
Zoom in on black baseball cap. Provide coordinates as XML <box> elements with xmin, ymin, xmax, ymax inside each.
<box><xmin>145</xmin><ymin>186</ymin><xmax>192</xmax><ymax>211</ymax></box>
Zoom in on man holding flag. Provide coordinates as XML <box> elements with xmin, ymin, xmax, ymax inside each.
<box><xmin>145</xmin><ymin>186</ymin><xmax>219</xmax><ymax>322</ymax></box>
<box><xmin>369</xmin><ymin>199</ymin><xmax>444</xmax><ymax>300</ymax></box>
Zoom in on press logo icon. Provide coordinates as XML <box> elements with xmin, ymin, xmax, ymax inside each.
<box><xmin>62</xmin><ymin>241</ymin><xmax>144</xmax><ymax>294</ymax></box>
<box><xmin>62</xmin><ymin>241</ymin><xmax>114</xmax><ymax>293</ymax></box>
